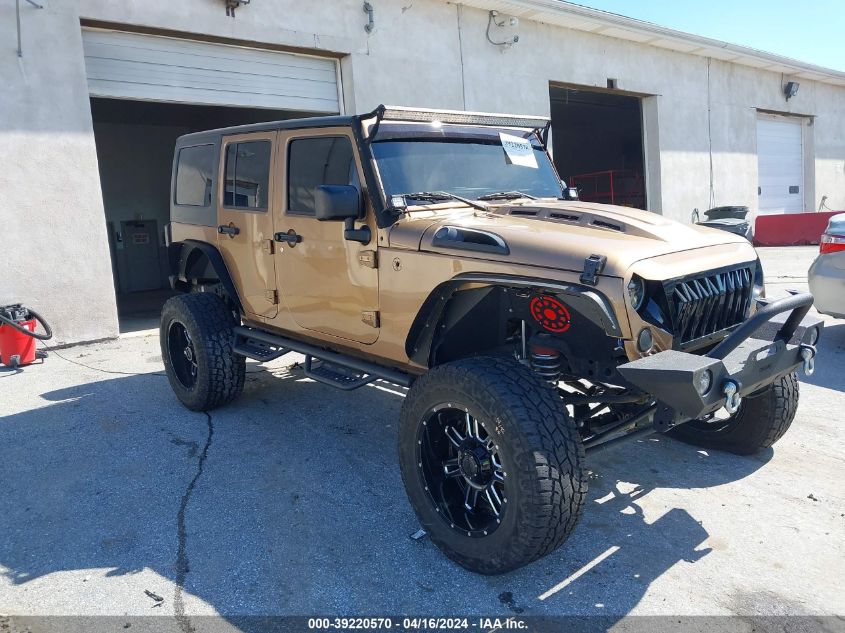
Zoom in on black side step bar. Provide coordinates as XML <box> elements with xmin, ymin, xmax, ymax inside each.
<box><xmin>233</xmin><ymin>338</ymin><xmax>290</xmax><ymax>362</ymax></box>
<box><xmin>304</xmin><ymin>355</ymin><xmax>378</xmax><ymax>391</ymax></box>
<box><xmin>233</xmin><ymin>326</ymin><xmax>414</xmax><ymax>389</ymax></box>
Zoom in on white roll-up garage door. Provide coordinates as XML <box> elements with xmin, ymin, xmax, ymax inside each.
<box><xmin>756</xmin><ymin>114</ymin><xmax>804</xmax><ymax>215</ymax></box>
<box><xmin>82</xmin><ymin>29</ymin><xmax>340</xmax><ymax>113</ymax></box>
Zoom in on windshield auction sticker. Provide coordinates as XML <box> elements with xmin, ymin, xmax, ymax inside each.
<box><xmin>499</xmin><ymin>132</ymin><xmax>538</xmax><ymax>169</ymax></box>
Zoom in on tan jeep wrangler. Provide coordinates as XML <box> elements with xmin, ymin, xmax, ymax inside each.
<box><xmin>162</xmin><ymin>105</ymin><xmax>822</xmax><ymax>574</ymax></box>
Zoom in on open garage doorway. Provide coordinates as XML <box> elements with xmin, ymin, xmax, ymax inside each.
<box><xmin>82</xmin><ymin>27</ymin><xmax>342</xmax><ymax>332</ymax></box>
<box><xmin>91</xmin><ymin>98</ymin><xmax>311</xmax><ymax>333</ymax></box>
<box><xmin>550</xmin><ymin>85</ymin><xmax>646</xmax><ymax>209</ymax></box>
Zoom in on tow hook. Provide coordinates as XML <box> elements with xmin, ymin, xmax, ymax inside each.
<box><xmin>800</xmin><ymin>345</ymin><xmax>816</xmax><ymax>376</ymax></box>
<box><xmin>722</xmin><ymin>380</ymin><xmax>742</xmax><ymax>414</ymax></box>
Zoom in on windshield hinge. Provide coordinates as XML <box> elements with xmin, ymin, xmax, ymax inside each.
<box><xmin>362</xmin><ymin>310</ymin><xmax>380</xmax><ymax>328</ymax></box>
<box><xmin>580</xmin><ymin>254</ymin><xmax>607</xmax><ymax>286</ymax></box>
<box><xmin>358</xmin><ymin>250</ymin><xmax>378</xmax><ymax>269</ymax></box>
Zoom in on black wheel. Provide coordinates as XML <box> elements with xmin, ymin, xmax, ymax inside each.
<box><xmin>669</xmin><ymin>372</ymin><xmax>799</xmax><ymax>455</ymax></box>
<box><xmin>160</xmin><ymin>293</ymin><xmax>245</xmax><ymax>411</ymax></box>
<box><xmin>399</xmin><ymin>356</ymin><xmax>587</xmax><ymax>574</ymax></box>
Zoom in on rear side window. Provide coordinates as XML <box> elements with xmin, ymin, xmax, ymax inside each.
<box><xmin>288</xmin><ymin>136</ymin><xmax>356</xmax><ymax>215</ymax></box>
<box><xmin>175</xmin><ymin>144</ymin><xmax>214</xmax><ymax>207</ymax></box>
<box><xmin>223</xmin><ymin>140</ymin><xmax>272</xmax><ymax>210</ymax></box>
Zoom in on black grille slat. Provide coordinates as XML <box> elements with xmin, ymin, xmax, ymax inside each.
<box><xmin>667</xmin><ymin>265</ymin><xmax>754</xmax><ymax>347</ymax></box>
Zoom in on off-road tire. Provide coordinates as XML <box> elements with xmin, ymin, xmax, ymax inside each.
<box><xmin>669</xmin><ymin>371</ymin><xmax>799</xmax><ymax>455</ymax></box>
<box><xmin>398</xmin><ymin>356</ymin><xmax>587</xmax><ymax>574</ymax></box>
<box><xmin>160</xmin><ymin>292</ymin><xmax>245</xmax><ymax>411</ymax></box>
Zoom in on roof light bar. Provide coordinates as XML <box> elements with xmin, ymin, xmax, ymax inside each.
<box><xmin>367</xmin><ymin>104</ymin><xmax>549</xmax><ymax>130</ymax></box>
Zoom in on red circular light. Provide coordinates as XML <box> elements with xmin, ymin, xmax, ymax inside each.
<box><xmin>530</xmin><ymin>296</ymin><xmax>571</xmax><ymax>333</ymax></box>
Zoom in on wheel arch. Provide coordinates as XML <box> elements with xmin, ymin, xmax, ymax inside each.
<box><xmin>405</xmin><ymin>273</ymin><xmax>623</xmax><ymax>367</ymax></box>
<box><xmin>168</xmin><ymin>240</ymin><xmax>244</xmax><ymax>314</ymax></box>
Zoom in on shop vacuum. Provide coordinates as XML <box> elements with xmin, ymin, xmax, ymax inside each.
<box><xmin>0</xmin><ymin>304</ymin><xmax>52</xmax><ymax>368</ymax></box>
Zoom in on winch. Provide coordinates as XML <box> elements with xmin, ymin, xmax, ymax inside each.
<box><xmin>0</xmin><ymin>304</ymin><xmax>52</xmax><ymax>368</ymax></box>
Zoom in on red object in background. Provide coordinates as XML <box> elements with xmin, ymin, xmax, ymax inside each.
<box><xmin>753</xmin><ymin>211</ymin><xmax>842</xmax><ymax>247</ymax></box>
<box><xmin>569</xmin><ymin>170</ymin><xmax>645</xmax><ymax>208</ymax></box>
<box><xmin>0</xmin><ymin>319</ymin><xmax>37</xmax><ymax>367</ymax></box>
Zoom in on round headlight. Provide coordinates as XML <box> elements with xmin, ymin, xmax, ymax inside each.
<box><xmin>628</xmin><ymin>277</ymin><xmax>645</xmax><ymax>311</ymax></box>
<box><xmin>697</xmin><ymin>369</ymin><xmax>713</xmax><ymax>396</ymax></box>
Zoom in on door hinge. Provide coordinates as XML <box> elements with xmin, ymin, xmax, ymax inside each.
<box><xmin>361</xmin><ymin>310</ymin><xmax>380</xmax><ymax>328</ymax></box>
<box><xmin>262</xmin><ymin>239</ymin><xmax>275</xmax><ymax>255</ymax></box>
<box><xmin>358</xmin><ymin>250</ymin><xmax>378</xmax><ymax>269</ymax></box>
<box><xmin>264</xmin><ymin>289</ymin><xmax>279</xmax><ymax>304</ymax></box>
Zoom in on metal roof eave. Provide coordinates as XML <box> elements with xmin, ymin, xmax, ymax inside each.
<box><xmin>457</xmin><ymin>0</ymin><xmax>845</xmax><ymax>87</ymax></box>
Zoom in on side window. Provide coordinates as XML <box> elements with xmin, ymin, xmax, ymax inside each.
<box><xmin>223</xmin><ymin>140</ymin><xmax>271</xmax><ymax>210</ymax></box>
<box><xmin>288</xmin><ymin>136</ymin><xmax>356</xmax><ymax>216</ymax></box>
<box><xmin>175</xmin><ymin>144</ymin><xmax>214</xmax><ymax>207</ymax></box>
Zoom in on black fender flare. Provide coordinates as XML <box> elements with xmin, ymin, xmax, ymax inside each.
<box><xmin>405</xmin><ymin>273</ymin><xmax>623</xmax><ymax>366</ymax></box>
<box><xmin>169</xmin><ymin>240</ymin><xmax>244</xmax><ymax>314</ymax></box>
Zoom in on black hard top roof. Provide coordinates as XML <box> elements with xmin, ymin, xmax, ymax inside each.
<box><xmin>176</xmin><ymin>114</ymin><xmax>358</xmax><ymax>146</ymax></box>
<box><xmin>175</xmin><ymin>105</ymin><xmax>550</xmax><ymax>147</ymax></box>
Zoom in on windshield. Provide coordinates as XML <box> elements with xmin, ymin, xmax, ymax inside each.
<box><xmin>371</xmin><ymin>125</ymin><xmax>563</xmax><ymax>202</ymax></box>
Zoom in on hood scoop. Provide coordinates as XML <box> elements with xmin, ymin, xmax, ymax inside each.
<box><xmin>432</xmin><ymin>225</ymin><xmax>510</xmax><ymax>255</ymax></box>
<box><xmin>497</xmin><ymin>206</ymin><xmax>626</xmax><ymax>233</ymax></box>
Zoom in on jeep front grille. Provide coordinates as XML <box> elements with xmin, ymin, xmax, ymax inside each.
<box><xmin>666</xmin><ymin>265</ymin><xmax>753</xmax><ymax>347</ymax></box>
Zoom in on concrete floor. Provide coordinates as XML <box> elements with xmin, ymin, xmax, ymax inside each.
<box><xmin>117</xmin><ymin>289</ymin><xmax>178</xmax><ymax>335</ymax></box>
<box><xmin>1</xmin><ymin>247</ymin><xmax>843</xmax><ymax>631</ymax></box>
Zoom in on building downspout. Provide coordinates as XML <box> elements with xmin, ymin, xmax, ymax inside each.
<box><xmin>456</xmin><ymin>4</ymin><xmax>467</xmax><ymax>109</ymax></box>
<box><xmin>15</xmin><ymin>0</ymin><xmax>44</xmax><ymax>58</ymax></box>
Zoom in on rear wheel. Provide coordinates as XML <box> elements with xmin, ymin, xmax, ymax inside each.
<box><xmin>669</xmin><ymin>372</ymin><xmax>799</xmax><ymax>455</ymax></box>
<box><xmin>160</xmin><ymin>293</ymin><xmax>245</xmax><ymax>411</ymax></box>
<box><xmin>398</xmin><ymin>357</ymin><xmax>587</xmax><ymax>574</ymax></box>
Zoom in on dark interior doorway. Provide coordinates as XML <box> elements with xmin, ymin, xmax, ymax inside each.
<box><xmin>90</xmin><ymin>97</ymin><xmax>310</xmax><ymax>331</ymax></box>
<box><xmin>549</xmin><ymin>85</ymin><xmax>646</xmax><ymax>209</ymax></box>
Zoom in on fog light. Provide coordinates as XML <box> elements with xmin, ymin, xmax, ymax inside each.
<box><xmin>697</xmin><ymin>369</ymin><xmax>713</xmax><ymax>396</ymax></box>
<box><xmin>636</xmin><ymin>328</ymin><xmax>653</xmax><ymax>354</ymax></box>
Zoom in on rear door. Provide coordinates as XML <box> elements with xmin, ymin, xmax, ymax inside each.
<box><xmin>271</xmin><ymin>128</ymin><xmax>379</xmax><ymax>344</ymax></box>
<box><xmin>216</xmin><ymin>132</ymin><xmax>279</xmax><ymax>318</ymax></box>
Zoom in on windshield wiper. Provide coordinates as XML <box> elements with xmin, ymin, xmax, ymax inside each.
<box><xmin>400</xmin><ymin>191</ymin><xmax>488</xmax><ymax>212</ymax></box>
<box><xmin>477</xmin><ymin>190</ymin><xmax>538</xmax><ymax>201</ymax></box>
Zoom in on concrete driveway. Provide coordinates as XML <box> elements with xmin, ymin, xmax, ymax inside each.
<box><xmin>1</xmin><ymin>247</ymin><xmax>843</xmax><ymax>631</ymax></box>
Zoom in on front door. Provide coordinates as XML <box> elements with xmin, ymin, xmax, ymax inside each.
<box><xmin>272</xmin><ymin>128</ymin><xmax>379</xmax><ymax>344</ymax></box>
<box><xmin>216</xmin><ymin>132</ymin><xmax>279</xmax><ymax>319</ymax></box>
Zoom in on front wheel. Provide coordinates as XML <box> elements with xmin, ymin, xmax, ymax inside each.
<box><xmin>669</xmin><ymin>372</ymin><xmax>799</xmax><ymax>455</ymax></box>
<box><xmin>398</xmin><ymin>357</ymin><xmax>587</xmax><ymax>574</ymax></box>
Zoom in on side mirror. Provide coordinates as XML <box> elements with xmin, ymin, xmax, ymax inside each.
<box><xmin>314</xmin><ymin>185</ymin><xmax>362</xmax><ymax>222</ymax></box>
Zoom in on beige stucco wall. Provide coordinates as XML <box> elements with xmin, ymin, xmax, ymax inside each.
<box><xmin>2</xmin><ymin>0</ymin><xmax>844</xmax><ymax>344</ymax></box>
<box><xmin>0</xmin><ymin>1</ymin><xmax>118</xmax><ymax>346</ymax></box>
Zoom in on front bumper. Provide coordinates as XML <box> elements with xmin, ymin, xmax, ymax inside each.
<box><xmin>617</xmin><ymin>293</ymin><xmax>822</xmax><ymax>429</ymax></box>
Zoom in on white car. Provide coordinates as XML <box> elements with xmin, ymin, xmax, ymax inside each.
<box><xmin>808</xmin><ymin>213</ymin><xmax>845</xmax><ymax>318</ymax></box>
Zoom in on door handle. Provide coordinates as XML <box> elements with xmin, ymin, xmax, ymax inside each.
<box><xmin>274</xmin><ymin>229</ymin><xmax>302</xmax><ymax>247</ymax></box>
<box><xmin>217</xmin><ymin>223</ymin><xmax>240</xmax><ymax>237</ymax></box>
